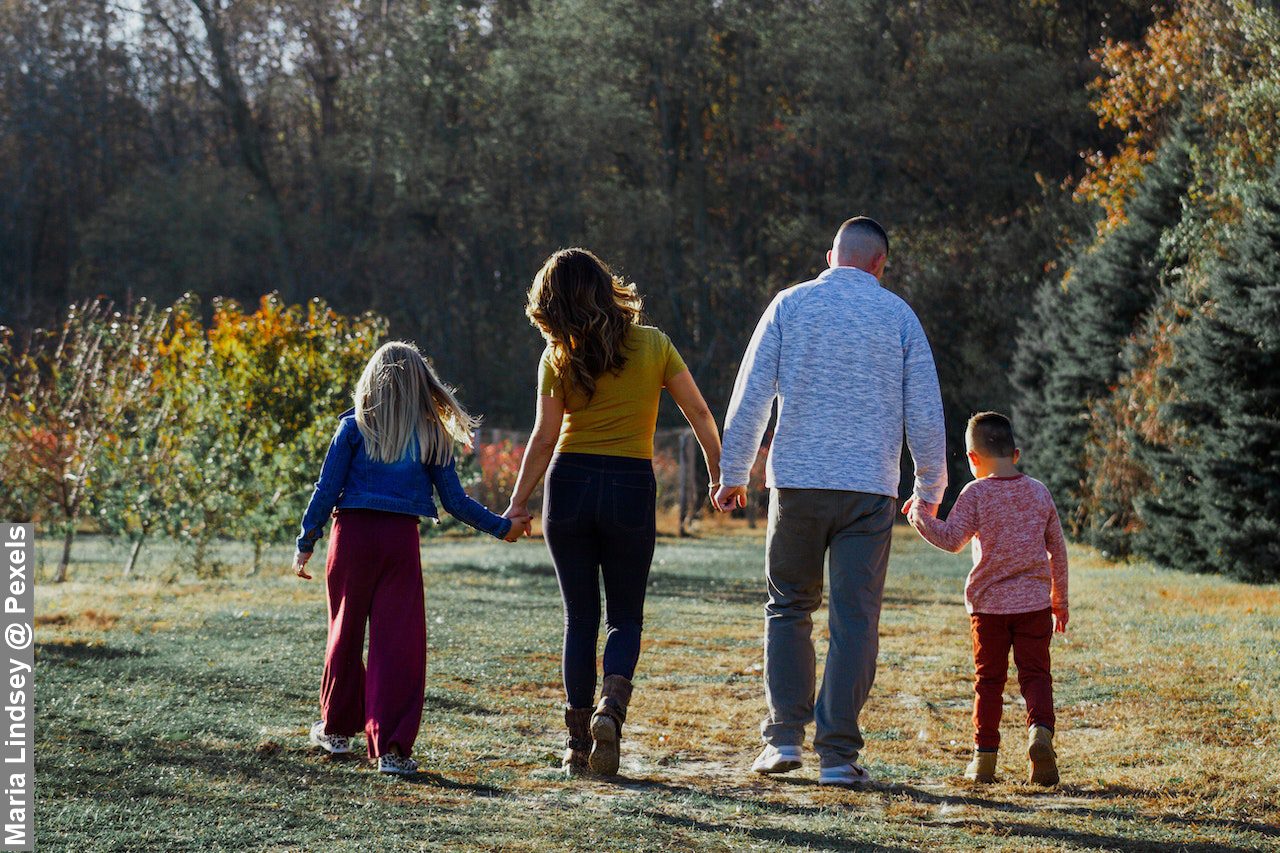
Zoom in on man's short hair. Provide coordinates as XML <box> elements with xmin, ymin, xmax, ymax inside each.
<box><xmin>966</xmin><ymin>411</ymin><xmax>1017</xmax><ymax>458</ymax></box>
<box><xmin>835</xmin><ymin>216</ymin><xmax>889</xmax><ymax>257</ymax></box>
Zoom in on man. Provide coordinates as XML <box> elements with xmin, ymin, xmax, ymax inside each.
<box><xmin>714</xmin><ymin>216</ymin><xmax>947</xmax><ymax>785</ymax></box>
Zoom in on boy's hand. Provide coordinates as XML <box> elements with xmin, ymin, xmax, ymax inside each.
<box><xmin>293</xmin><ymin>551</ymin><xmax>312</xmax><ymax>580</ymax></box>
<box><xmin>902</xmin><ymin>496</ymin><xmax>937</xmax><ymax>527</ymax></box>
<box><xmin>1053</xmin><ymin>607</ymin><xmax>1069</xmax><ymax>633</ymax></box>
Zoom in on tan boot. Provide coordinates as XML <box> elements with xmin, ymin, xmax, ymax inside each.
<box><xmin>588</xmin><ymin>674</ymin><xmax>633</xmax><ymax>776</ymax></box>
<box><xmin>562</xmin><ymin>707</ymin><xmax>592</xmax><ymax>778</ymax></box>
<box><xmin>1027</xmin><ymin>725</ymin><xmax>1059</xmax><ymax>786</ymax></box>
<box><xmin>964</xmin><ymin>749</ymin><xmax>997</xmax><ymax>783</ymax></box>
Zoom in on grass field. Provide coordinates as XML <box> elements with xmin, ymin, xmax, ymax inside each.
<box><xmin>35</xmin><ymin>526</ymin><xmax>1280</xmax><ymax>851</ymax></box>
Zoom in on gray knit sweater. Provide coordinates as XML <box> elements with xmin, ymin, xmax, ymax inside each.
<box><xmin>720</xmin><ymin>266</ymin><xmax>948</xmax><ymax>503</ymax></box>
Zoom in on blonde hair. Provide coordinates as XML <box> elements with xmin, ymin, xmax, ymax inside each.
<box><xmin>526</xmin><ymin>247</ymin><xmax>642</xmax><ymax>402</ymax></box>
<box><xmin>353</xmin><ymin>341</ymin><xmax>478</xmax><ymax>465</ymax></box>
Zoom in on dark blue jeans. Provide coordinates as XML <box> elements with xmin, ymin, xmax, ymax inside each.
<box><xmin>542</xmin><ymin>452</ymin><xmax>657</xmax><ymax>709</ymax></box>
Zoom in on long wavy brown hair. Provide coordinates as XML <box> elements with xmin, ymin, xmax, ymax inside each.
<box><xmin>526</xmin><ymin>248</ymin><xmax>642</xmax><ymax>402</ymax></box>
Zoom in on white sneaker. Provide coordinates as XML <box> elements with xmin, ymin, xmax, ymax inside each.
<box><xmin>378</xmin><ymin>753</ymin><xmax>419</xmax><ymax>776</ymax></box>
<box><xmin>818</xmin><ymin>762</ymin><xmax>873</xmax><ymax>786</ymax></box>
<box><xmin>751</xmin><ymin>744</ymin><xmax>803</xmax><ymax>774</ymax></box>
<box><xmin>309</xmin><ymin>721</ymin><xmax>352</xmax><ymax>754</ymax></box>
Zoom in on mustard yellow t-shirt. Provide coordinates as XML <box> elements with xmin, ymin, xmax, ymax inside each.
<box><xmin>538</xmin><ymin>325</ymin><xmax>688</xmax><ymax>459</ymax></box>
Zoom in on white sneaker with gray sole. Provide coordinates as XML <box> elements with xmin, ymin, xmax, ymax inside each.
<box><xmin>818</xmin><ymin>762</ymin><xmax>873</xmax><ymax>786</ymax></box>
<box><xmin>309</xmin><ymin>721</ymin><xmax>352</xmax><ymax>754</ymax></box>
<box><xmin>751</xmin><ymin>744</ymin><xmax>803</xmax><ymax>774</ymax></box>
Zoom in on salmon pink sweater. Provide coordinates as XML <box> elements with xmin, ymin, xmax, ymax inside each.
<box><xmin>912</xmin><ymin>474</ymin><xmax>1068</xmax><ymax>615</ymax></box>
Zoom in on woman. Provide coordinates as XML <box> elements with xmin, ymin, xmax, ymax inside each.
<box><xmin>504</xmin><ymin>248</ymin><xmax>722</xmax><ymax>777</ymax></box>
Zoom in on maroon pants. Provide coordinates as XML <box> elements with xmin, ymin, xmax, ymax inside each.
<box><xmin>321</xmin><ymin>510</ymin><xmax>425</xmax><ymax>759</ymax></box>
<box><xmin>970</xmin><ymin>608</ymin><xmax>1054</xmax><ymax>751</ymax></box>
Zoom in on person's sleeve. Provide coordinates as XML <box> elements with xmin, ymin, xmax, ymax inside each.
<box><xmin>538</xmin><ymin>347</ymin><xmax>560</xmax><ymax>399</ymax></box>
<box><xmin>901</xmin><ymin>308</ymin><xmax>948</xmax><ymax>504</ymax></box>
<box><xmin>1045</xmin><ymin>495</ymin><xmax>1069</xmax><ymax>610</ymax></box>
<box><xmin>429</xmin><ymin>459</ymin><xmax>513</xmax><ymax>539</ymax></box>
<box><xmin>661</xmin><ymin>331</ymin><xmax>688</xmax><ymax>384</ymax></box>
<box><xmin>720</xmin><ymin>295</ymin><xmax>784</xmax><ymax>487</ymax></box>
<box><xmin>911</xmin><ymin>484</ymin><xmax>979</xmax><ymax>554</ymax></box>
<box><xmin>296</xmin><ymin>420</ymin><xmax>357</xmax><ymax>553</ymax></box>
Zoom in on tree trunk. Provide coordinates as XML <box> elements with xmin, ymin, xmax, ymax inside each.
<box><xmin>189</xmin><ymin>0</ymin><xmax>297</xmax><ymax>301</ymax></box>
<box><xmin>677</xmin><ymin>431</ymin><xmax>691</xmax><ymax>538</ymax></box>
<box><xmin>123</xmin><ymin>530</ymin><xmax>148</xmax><ymax>578</ymax></box>
<box><xmin>193</xmin><ymin>535</ymin><xmax>208</xmax><ymax>577</ymax></box>
<box><xmin>248</xmin><ymin>539</ymin><xmax>264</xmax><ymax>576</ymax></box>
<box><xmin>54</xmin><ymin>524</ymin><xmax>74</xmax><ymax>583</ymax></box>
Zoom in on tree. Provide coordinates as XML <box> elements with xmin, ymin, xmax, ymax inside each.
<box><xmin>1013</xmin><ymin>122</ymin><xmax>1195</xmax><ymax>541</ymax></box>
<box><xmin>1145</xmin><ymin>168</ymin><xmax>1280</xmax><ymax>580</ymax></box>
<box><xmin>0</xmin><ymin>300</ymin><xmax>167</xmax><ymax>581</ymax></box>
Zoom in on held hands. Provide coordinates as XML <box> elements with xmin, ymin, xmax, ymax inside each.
<box><xmin>901</xmin><ymin>495</ymin><xmax>939</xmax><ymax>527</ymax></box>
<box><xmin>711</xmin><ymin>484</ymin><xmax>747</xmax><ymax>512</ymax></box>
<box><xmin>293</xmin><ymin>551</ymin><xmax>312</xmax><ymax>580</ymax></box>
<box><xmin>1052</xmin><ymin>607</ymin><xmax>1069</xmax><ymax>634</ymax></box>
<box><xmin>502</xmin><ymin>502</ymin><xmax>533</xmax><ymax>542</ymax></box>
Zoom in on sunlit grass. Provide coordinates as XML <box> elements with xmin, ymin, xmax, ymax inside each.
<box><xmin>35</xmin><ymin>528</ymin><xmax>1280</xmax><ymax>851</ymax></box>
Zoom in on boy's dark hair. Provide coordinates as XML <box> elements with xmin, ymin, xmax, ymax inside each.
<box><xmin>966</xmin><ymin>411</ymin><xmax>1017</xmax><ymax>458</ymax></box>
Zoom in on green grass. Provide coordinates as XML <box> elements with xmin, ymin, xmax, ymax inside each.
<box><xmin>35</xmin><ymin>529</ymin><xmax>1280</xmax><ymax>851</ymax></box>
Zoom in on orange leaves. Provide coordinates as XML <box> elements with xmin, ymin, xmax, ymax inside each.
<box><xmin>1076</xmin><ymin>0</ymin><xmax>1280</xmax><ymax>232</ymax></box>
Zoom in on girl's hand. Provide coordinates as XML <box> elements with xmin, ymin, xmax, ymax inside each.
<box><xmin>293</xmin><ymin>551</ymin><xmax>312</xmax><ymax>580</ymax></box>
<box><xmin>502</xmin><ymin>502</ymin><xmax>532</xmax><ymax>542</ymax></box>
<box><xmin>503</xmin><ymin>517</ymin><xmax>531</xmax><ymax>542</ymax></box>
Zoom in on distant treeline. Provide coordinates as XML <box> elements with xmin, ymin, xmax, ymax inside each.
<box><xmin>2</xmin><ymin>1</ymin><xmax>1277</xmax><ymax>580</ymax></box>
<box><xmin>1</xmin><ymin>0</ymin><xmax>1156</xmax><ymax>464</ymax></box>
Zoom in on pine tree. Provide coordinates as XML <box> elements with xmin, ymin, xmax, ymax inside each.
<box><xmin>1013</xmin><ymin>123</ymin><xmax>1195</xmax><ymax>538</ymax></box>
<box><xmin>1149</xmin><ymin>167</ymin><xmax>1280</xmax><ymax>581</ymax></box>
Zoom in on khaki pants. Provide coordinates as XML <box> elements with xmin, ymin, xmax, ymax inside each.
<box><xmin>760</xmin><ymin>488</ymin><xmax>896</xmax><ymax>767</ymax></box>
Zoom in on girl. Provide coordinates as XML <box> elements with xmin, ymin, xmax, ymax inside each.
<box><xmin>293</xmin><ymin>341</ymin><xmax>528</xmax><ymax>776</ymax></box>
<box><xmin>504</xmin><ymin>248</ymin><xmax>723</xmax><ymax>777</ymax></box>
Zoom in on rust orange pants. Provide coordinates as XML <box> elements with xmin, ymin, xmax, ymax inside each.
<box><xmin>970</xmin><ymin>608</ymin><xmax>1054</xmax><ymax>750</ymax></box>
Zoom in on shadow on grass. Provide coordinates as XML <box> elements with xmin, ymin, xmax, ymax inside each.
<box><xmin>1056</xmin><ymin>783</ymin><xmax>1280</xmax><ymax>840</ymax></box>
<box><xmin>970</xmin><ymin>821</ymin><xmax>1261</xmax><ymax>853</ymax></box>
<box><xmin>647</xmin><ymin>810</ymin><xmax>916</xmax><ymax>852</ymax></box>
<box><xmin>626</xmin><ymin>777</ymin><xmax>1274</xmax><ymax>850</ymax></box>
<box><xmin>646</xmin><ymin>573</ymin><xmax>763</xmax><ymax>606</ymax></box>
<box><xmin>36</xmin><ymin>641</ymin><xmax>146</xmax><ymax>662</ymax></box>
<box><xmin>397</xmin><ymin>770</ymin><xmax>503</xmax><ymax>797</ymax></box>
<box><xmin>423</xmin><ymin>690</ymin><xmax>500</xmax><ymax>717</ymax></box>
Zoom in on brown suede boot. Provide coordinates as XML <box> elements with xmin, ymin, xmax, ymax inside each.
<box><xmin>588</xmin><ymin>674</ymin><xmax>633</xmax><ymax>776</ymax></box>
<box><xmin>562</xmin><ymin>707</ymin><xmax>592</xmax><ymax>778</ymax></box>
<box><xmin>1027</xmin><ymin>724</ymin><xmax>1059</xmax><ymax>786</ymax></box>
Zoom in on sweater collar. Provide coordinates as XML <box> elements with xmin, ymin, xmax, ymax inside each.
<box><xmin>818</xmin><ymin>265</ymin><xmax>881</xmax><ymax>287</ymax></box>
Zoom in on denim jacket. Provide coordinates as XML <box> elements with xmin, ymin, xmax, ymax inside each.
<box><xmin>296</xmin><ymin>409</ymin><xmax>511</xmax><ymax>553</ymax></box>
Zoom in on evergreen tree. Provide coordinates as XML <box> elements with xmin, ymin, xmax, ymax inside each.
<box><xmin>1148</xmin><ymin>167</ymin><xmax>1280</xmax><ymax>581</ymax></box>
<box><xmin>1013</xmin><ymin>122</ymin><xmax>1195</xmax><ymax>536</ymax></box>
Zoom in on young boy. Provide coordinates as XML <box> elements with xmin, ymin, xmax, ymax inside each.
<box><xmin>904</xmin><ymin>411</ymin><xmax>1068</xmax><ymax>786</ymax></box>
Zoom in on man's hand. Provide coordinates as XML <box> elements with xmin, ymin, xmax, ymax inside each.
<box><xmin>901</xmin><ymin>496</ymin><xmax>938</xmax><ymax>525</ymax></box>
<box><xmin>712</xmin><ymin>484</ymin><xmax>747</xmax><ymax>512</ymax></box>
<box><xmin>1052</xmin><ymin>607</ymin><xmax>1069</xmax><ymax>634</ymax></box>
<box><xmin>293</xmin><ymin>551</ymin><xmax>312</xmax><ymax>580</ymax></box>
